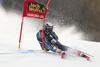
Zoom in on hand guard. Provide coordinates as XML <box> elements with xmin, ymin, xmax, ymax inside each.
<box><xmin>51</xmin><ymin>39</ymin><xmax>56</xmax><ymax>44</ymax></box>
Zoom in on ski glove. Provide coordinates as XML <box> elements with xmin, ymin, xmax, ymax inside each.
<box><xmin>51</xmin><ymin>39</ymin><xmax>57</xmax><ymax>44</ymax></box>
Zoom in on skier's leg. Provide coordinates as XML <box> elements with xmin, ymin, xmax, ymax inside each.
<box><xmin>50</xmin><ymin>48</ymin><xmax>66</xmax><ymax>58</ymax></box>
<box><xmin>39</xmin><ymin>42</ymin><xmax>50</xmax><ymax>51</ymax></box>
<box><xmin>55</xmin><ymin>49</ymin><xmax>66</xmax><ymax>59</ymax></box>
<box><xmin>67</xmin><ymin>48</ymin><xmax>89</xmax><ymax>59</ymax></box>
<box><xmin>55</xmin><ymin>42</ymin><xmax>68</xmax><ymax>51</ymax></box>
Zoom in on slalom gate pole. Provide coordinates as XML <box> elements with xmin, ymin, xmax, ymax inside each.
<box><xmin>46</xmin><ymin>0</ymin><xmax>51</xmax><ymax>7</ymax></box>
<box><xmin>42</xmin><ymin>0</ymin><xmax>51</xmax><ymax>53</ymax></box>
<box><xmin>18</xmin><ymin>17</ymin><xmax>24</xmax><ymax>49</ymax></box>
<box><xmin>42</xmin><ymin>18</ymin><xmax>47</xmax><ymax>52</ymax></box>
<box><xmin>18</xmin><ymin>0</ymin><xmax>26</xmax><ymax>49</ymax></box>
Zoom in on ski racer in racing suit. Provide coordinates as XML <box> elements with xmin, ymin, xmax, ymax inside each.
<box><xmin>36</xmin><ymin>22</ymin><xmax>68</xmax><ymax>56</ymax></box>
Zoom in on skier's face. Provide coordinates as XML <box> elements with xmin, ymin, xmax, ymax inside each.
<box><xmin>45</xmin><ymin>31</ymin><xmax>50</xmax><ymax>35</ymax></box>
<box><xmin>45</xmin><ymin>30</ymin><xmax>51</xmax><ymax>35</ymax></box>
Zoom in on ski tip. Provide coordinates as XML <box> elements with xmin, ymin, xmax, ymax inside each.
<box><xmin>61</xmin><ymin>55</ymin><xmax>64</xmax><ymax>59</ymax></box>
<box><xmin>86</xmin><ymin>56</ymin><xmax>90</xmax><ymax>61</ymax></box>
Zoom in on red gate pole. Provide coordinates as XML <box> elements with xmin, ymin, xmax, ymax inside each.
<box><xmin>42</xmin><ymin>18</ymin><xmax>46</xmax><ymax>52</ymax></box>
<box><xmin>42</xmin><ymin>0</ymin><xmax>51</xmax><ymax>52</ymax></box>
<box><xmin>46</xmin><ymin>0</ymin><xmax>51</xmax><ymax>7</ymax></box>
<box><xmin>18</xmin><ymin>0</ymin><xmax>26</xmax><ymax>49</ymax></box>
<box><xmin>18</xmin><ymin>17</ymin><xmax>24</xmax><ymax>49</ymax></box>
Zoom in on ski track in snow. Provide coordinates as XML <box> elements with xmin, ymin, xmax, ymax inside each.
<box><xmin>0</xmin><ymin>5</ymin><xmax>100</xmax><ymax>67</ymax></box>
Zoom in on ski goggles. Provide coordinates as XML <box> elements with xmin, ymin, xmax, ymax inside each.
<box><xmin>45</xmin><ymin>30</ymin><xmax>51</xmax><ymax>32</ymax></box>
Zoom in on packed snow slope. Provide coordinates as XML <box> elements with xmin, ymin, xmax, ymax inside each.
<box><xmin>0</xmin><ymin>5</ymin><xmax>100</xmax><ymax>67</ymax></box>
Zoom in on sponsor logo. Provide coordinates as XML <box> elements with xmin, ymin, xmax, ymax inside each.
<box><xmin>27</xmin><ymin>14</ymin><xmax>44</xmax><ymax>18</ymax></box>
<box><xmin>28</xmin><ymin>1</ymin><xmax>46</xmax><ymax>14</ymax></box>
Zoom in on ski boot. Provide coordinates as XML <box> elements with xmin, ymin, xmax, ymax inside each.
<box><xmin>55</xmin><ymin>49</ymin><xmax>66</xmax><ymax>59</ymax></box>
<box><xmin>61</xmin><ymin>51</ymin><xmax>65</xmax><ymax>59</ymax></box>
<box><xmin>78</xmin><ymin>51</ymin><xmax>90</xmax><ymax>61</ymax></box>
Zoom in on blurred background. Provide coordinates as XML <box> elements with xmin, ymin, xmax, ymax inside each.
<box><xmin>0</xmin><ymin>0</ymin><xmax>100</xmax><ymax>42</ymax></box>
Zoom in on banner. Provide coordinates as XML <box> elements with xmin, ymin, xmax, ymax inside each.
<box><xmin>23</xmin><ymin>0</ymin><xmax>47</xmax><ymax>19</ymax></box>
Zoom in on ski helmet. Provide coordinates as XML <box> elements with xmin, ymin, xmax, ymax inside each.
<box><xmin>44</xmin><ymin>22</ymin><xmax>53</xmax><ymax>32</ymax></box>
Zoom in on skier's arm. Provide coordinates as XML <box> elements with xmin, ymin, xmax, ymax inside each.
<box><xmin>36</xmin><ymin>30</ymin><xmax>42</xmax><ymax>42</ymax></box>
<box><xmin>51</xmin><ymin>31</ymin><xmax>58</xmax><ymax>41</ymax></box>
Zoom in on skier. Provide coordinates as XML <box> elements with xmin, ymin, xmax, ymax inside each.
<box><xmin>36</xmin><ymin>22</ymin><xmax>68</xmax><ymax>58</ymax></box>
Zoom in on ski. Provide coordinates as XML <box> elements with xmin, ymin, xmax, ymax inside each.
<box><xmin>0</xmin><ymin>48</ymin><xmax>92</xmax><ymax>61</ymax></box>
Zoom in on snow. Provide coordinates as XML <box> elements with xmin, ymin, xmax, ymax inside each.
<box><xmin>0</xmin><ymin>5</ymin><xmax>100</xmax><ymax>67</ymax></box>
